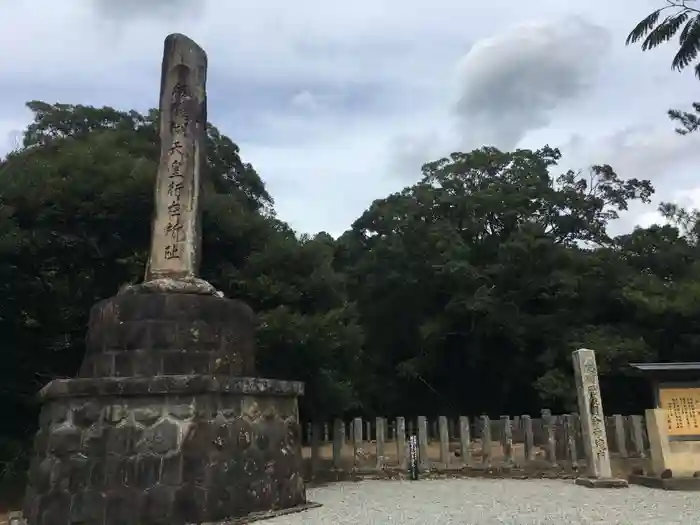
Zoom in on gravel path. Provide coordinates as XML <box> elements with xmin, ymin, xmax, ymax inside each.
<box><xmin>267</xmin><ymin>478</ymin><xmax>700</xmax><ymax>524</ymax></box>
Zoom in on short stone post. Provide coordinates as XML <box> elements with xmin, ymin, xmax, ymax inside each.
<box><xmin>480</xmin><ymin>415</ymin><xmax>492</xmax><ymax>466</ymax></box>
<box><xmin>522</xmin><ymin>415</ymin><xmax>535</xmax><ymax>463</ymax></box>
<box><xmin>323</xmin><ymin>423</ymin><xmax>329</xmax><ymax>442</ymax></box>
<box><xmin>543</xmin><ymin>412</ymin><xmax>557</xmax><ymax>466</ymax></box>
<box><xmin>396</xmin><ymin>416</ymin><xmax>407</xmax><ymax>468</ymax></box>
<box><xmin>563</xmin><ymin>414</ymin><xmax>578</xmax><ymax>467</ymax></box>
<box><xmin>417</xmin><ymin>416</ymin><xmax>429</xmax><ymax>472</ymax></box>
<box><xmin>353</xmin><ymin>416</ymin><xmax>363</xmax><ymax>468</ymax></box>
<box><xmin>365</xmin><ymin>420</ymin><xmax>372</xmax><ymax>442</ymax></box>
<box><xmin>310</xmin><ymin>422</ymin><xmax>321</xmax><ymax>477</ymax></box>
<box><xmin>613</xmin><ymin>414</ymin><xmax>628</xmax><ymax>458</ymax></box>
<box><xmin>376</xmin><ymin>417</ymin><xmax>386</xmax><ymax>469</ymax></box>
<box><xmin>513</xmin><ymin>415</ymin><xmax>521</xmax><ymax>435</ymax></box>
<box><xmin>629</xmin><ymin>415</ymin><xmax>646</xmax><ymax>457</ymax></box>
<box><xmin>572</xmin><ymin>348</ymin><xmax>628</xmax><ymax>488</ymax></box>
<box><xmin>459</xmin><ymin>416</ymin><xmax>471</xmax><ymax>466</ymax></box>
<box><xmin>333</xmin><ymin>418</ymin><xmax>345</xmax><ymax>469</ymax></box>
<box><xmin>501</xmin><ymin>416</ymin><xmax>514</xmax><ymax>466</ymax></box>
<box><xmin>438</xmin><ymin>415</ymin><xmax>450</xmax><ymax>467</ymax></box>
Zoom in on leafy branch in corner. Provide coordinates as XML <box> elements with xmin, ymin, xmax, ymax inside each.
<box><xmin>626</xmin><ymin>0</ymin><xmax>700</xmax><ymax>78</ymax></box>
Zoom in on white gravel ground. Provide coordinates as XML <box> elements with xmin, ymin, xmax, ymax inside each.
<box><xmin>267</xmin><ymin>478</ymin><xmax>700</xmax><ymax>524</ymax></box>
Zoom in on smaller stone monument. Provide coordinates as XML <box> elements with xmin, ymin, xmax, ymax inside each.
<box><xmin>572</xmin><ymin>348</ymin><xmax>628</xmax><ymax>488</ymax></box>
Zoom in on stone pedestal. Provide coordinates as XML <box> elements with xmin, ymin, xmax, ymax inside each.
<box><xmin>23</xmin><ymin>291</ymin><xmax>310</xmax><ymax>525</ymax></box>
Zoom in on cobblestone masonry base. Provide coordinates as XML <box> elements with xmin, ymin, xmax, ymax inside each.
<box><xmin>23</xmin><ymin>292</ymin><xmax>307</xmax><ymax>525</ymax></box>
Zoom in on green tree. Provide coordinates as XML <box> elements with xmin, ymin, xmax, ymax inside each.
<box><xmin>338</xmin><ymin>146</ymin><xmax>655</xmax><ymax>415</ymax></box>
<box><xmin>0</xmin><ymin>100</ymin><xmax>363</xmax><ymax>468</ymax></box>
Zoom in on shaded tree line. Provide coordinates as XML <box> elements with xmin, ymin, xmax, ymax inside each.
<box><xmin>2</xmin><ymin>99</ymin><xmax>699</xmax><ymax>445</ymax></box>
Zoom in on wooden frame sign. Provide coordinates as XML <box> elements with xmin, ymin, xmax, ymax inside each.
<box><xmin>658</xmin><ymin>386</ymin><xmax>700</xmax><ymax>438</ymax></box>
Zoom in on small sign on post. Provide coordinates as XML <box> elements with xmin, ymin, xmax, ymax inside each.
<box><xmin>408</xmin><ymin>434</ymin><xmax>419</xmax><ymax>480</ymax></box>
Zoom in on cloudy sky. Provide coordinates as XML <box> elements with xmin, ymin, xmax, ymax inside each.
<box><xmin>1</xmin><ymin>0</ymin><xmax>699</xmax><ymax>236</ymax></box>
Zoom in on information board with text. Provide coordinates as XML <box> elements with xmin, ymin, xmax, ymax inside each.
<box><xmin>659</xmin><ymin>387</ymin><xmax>700</xmax><ymax>437</ymax></box>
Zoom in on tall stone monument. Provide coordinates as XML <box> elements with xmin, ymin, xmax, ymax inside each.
<box><xmin>22</xmin><ymin>34</ymin><xmax>314</xmax><ymax>525</ymax></box>
<box><xmin>572</xmin><ymin>348</ymin><xmax>628</xmax><ymax>488</ymax></box>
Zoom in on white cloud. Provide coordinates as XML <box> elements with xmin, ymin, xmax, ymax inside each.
<box><xmin>451</xmin><ymin>17</ymin><xmax>611</xmax><ymax>151</ymax></box>
<box><xmin>289</xmin><ymin>91</ymin><xmax>322</xmax><ymax>112</ymax></box>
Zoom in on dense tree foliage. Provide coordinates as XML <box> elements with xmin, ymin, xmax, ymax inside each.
<box><xmin>2</xmin><ymin>100</ymin><xmax>700</xmax><ymax>487</ymax></box>
<box><xmin>0</xmin><ymin>102</ymin><xmax>363</xmax><ymax>465</ymax></box>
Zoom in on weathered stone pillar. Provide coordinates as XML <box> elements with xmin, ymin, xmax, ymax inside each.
<box><xmin>22</xmin><ymin>33</ymin><xmax>317</xmax><ymax>525</ymax></box>
<box><xmin>145</xmin><ymin>33</ymin><xmax>206</xmax><ymax>282</ymax></box>
<box><xmin>572</xmin><ymin>348</ymin><xmax>628</xmax><ymax>488</ymax></box>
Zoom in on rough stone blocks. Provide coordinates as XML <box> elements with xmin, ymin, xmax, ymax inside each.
<box><xmin>24</xmin><ymin>290</ymin><xmax>308</xmax><ymax>525</ymax></box>
<box><xmin>24</xmin><ymin>381</ymin><xmax>306</xmax><ymax>525</ymax></box>
<box><xmin>78</xmin><ymin>293</ymin><xmax>256</xmax><ymax>379</ymax></box>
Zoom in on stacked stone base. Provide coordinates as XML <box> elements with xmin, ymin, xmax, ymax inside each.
<box><xmin>24</xmin><ymin>375</ymin><xmax>307</xmax><ymax>525</ymax></box>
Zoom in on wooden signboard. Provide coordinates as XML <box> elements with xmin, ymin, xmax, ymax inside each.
<box><xmin>659</xmin><ymin>387</ymin><xmax>700</xmax><ymax>437</ymax></box>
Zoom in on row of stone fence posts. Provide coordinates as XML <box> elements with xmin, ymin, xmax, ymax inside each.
<box><xmin>299</xmin><ymin>411</ymin><xmax>649</xmax><ymax>476</ymax></box>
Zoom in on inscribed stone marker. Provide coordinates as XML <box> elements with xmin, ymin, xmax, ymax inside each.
<box><xmin>573</xmin><ymin>348</ymin><xmax>612</xmax><ymax>477</ymax></box>
<box><xmin>572</xmin><ymin>348</ymin><xmax>628</xmax><ymax>488</ymax></box>
<box><xmin>145</xmin><ymin>33</ymin><xmax>207</xmax><ymax>282</ymax></box>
